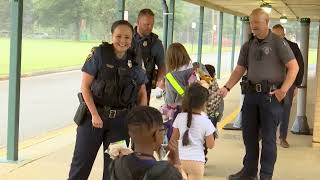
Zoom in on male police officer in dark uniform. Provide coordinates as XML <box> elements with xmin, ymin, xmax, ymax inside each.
<box><xmin>219</xmin><ymin>9</ymin><xmax>299</xmax><ymax>180</ymax></box>
<box><xmin>68</xmin><ymin>20</ymin><xmax>148</xmax><ymax>180</ymax></box>
<box><xmin>132</xmin><ymin>8</ymin><xmax>166</xmax><ymax>104</ymax></box>
<box><xmin>272</xmin><ymin>24</ymin><xmax>304</xmax><ymax>148</ymax></box>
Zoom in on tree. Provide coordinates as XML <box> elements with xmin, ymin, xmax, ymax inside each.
<box><xmin>23</xmin><ymin>0</ymin><xmax>35</xmax><ymax>34</ymax></box>
<box><xmin>85</xmin><ymin>0</ymin><xmax>117</xmax><ymax>40</ymax></box>
<box><xmin>34</xmin><ymin>0</ymin><xmax>91</xmax><ymax>40</ymax></box>
<box><xmin>0</xmin><ymin>0</ymin><xmax>10</xmax><ymax>30</ymax></box>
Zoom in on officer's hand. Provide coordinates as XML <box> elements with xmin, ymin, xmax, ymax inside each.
<box><xmin>218</xmin><ymin>87</ymin><xmax>229</xmax><ymax>98</ymax></box>
<box><xmin>270</xmin><ymin>89</ymin><xmax>287</xmax><ymax>102</ymax></box>
<box><xmin>92</xmin><ymin>114</ymin><xmax>103</xmax><ymax>128</ymax></box>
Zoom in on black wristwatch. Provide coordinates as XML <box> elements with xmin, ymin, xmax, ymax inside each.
<box><xmin>223</xmin><ymin>85</ymin><xmax>230</xmax><ymax>92</ymax></box>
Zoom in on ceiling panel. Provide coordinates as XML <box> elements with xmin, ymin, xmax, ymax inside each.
<box><xmin>184</xmin><ymin>0</ymin><xmax>320</xmax><ymax>21</ymax></box>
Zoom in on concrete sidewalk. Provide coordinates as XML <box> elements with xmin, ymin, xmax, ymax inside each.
<box><xmin>0</xmin><ymin>75</ymin><xmax>319</xmax><ymax>180</ymax></box>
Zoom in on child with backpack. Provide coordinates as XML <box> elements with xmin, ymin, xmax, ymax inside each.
<box><xmin>109</xmin><ymin>106</ymin><xmax>183</xmax><ymax>180</ymax></box>
<box><xmin>161</xmin><ymin>43</ymin><xmax>196</xmax><ymax>140</ymax></box>
<box><xmin>204</xmin><ymin>64</ymin><xmax>224</xmax><ymax>131</ymax></box>
<box><xmin>164</xmin><ymin>42</ymin><xmax>195</xmax><ymax>105</ymax></box>
<box><xmin>202</xmin><ymin>64</ymin><xmax>224</xmax><ymax>163</ymax></box>
<box><xmin>170</xmin><ymin>83</ymin><xmax>216</xmax><ymax>180</ymax></box>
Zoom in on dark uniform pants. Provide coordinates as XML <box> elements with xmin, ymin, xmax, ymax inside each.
<box><xmin>68</xmin><ymin>111</ymin><xmax>129</xmax><ymax>180</ymax></box>
<box><xmin>241</xmin><ymin>93</ymin><xmax>283</xmax><ymax>179</ymax></box>
<box><xmin>279</xmin><ymin>85</ymin><xmax>295</xmax><ymax>139</ymax></box>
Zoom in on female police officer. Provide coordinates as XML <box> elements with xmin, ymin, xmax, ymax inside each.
<box><xmin>68</xmin><ymin>20</ymin><xmax>148</xmax><ymax>180</ymax></box>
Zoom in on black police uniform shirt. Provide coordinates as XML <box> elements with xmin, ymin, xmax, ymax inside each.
<box><xmin>133</xmin><ymin>32</ymin><xmax>165</xmax><ymax>69</ymax></box>
<box><xmin>237</xmin><ymin>30</ymin><xmax>295</xmax><ymax>83</ymax></box>
<box><xmin>81</xmin><ymin>46</ymin><xmax>148</xmax><ymax>89</ymax></box>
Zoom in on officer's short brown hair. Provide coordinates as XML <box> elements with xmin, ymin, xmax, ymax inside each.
<box><xmin>250</xmin><ymin>8</ymin><xmax>269</xmax><ymax>22</ymax></box>
<box><xmin>272</xmin><ymin>24</ymin><xmax>284</xmax><ymax>31</ymax></box>
<box><xmin>138</xmin><ymin>8</ymin><xmax>155</xmax><ymax>19</ymax></box>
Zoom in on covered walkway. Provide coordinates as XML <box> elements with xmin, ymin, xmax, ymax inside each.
<box><xmin>0</xmin><ymin>75</ymin><xmax>319</xmax><ymax>180</ymax></box>
<box><xmin>1</xmin><ymin>1</ymin><xmax>319</xmax><ymax>179</ymax></box>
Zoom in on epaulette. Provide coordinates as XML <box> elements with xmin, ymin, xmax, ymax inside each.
<box><xmin>100</xmin><ymin>41</ymin><xmax>110</xmax><ymax>47</ymax></box>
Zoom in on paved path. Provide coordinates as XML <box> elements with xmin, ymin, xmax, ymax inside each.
<box><xmin>0</xmin><ymin>51</ymin><xmax>317</xmax><ymax>147</ymax></box>
<box><xmin>0</xmin><ymin>75</ymin><xmax>318</xmax><ymax>180</ymax></box>
<box><xmin>0</xmin><ymin>71</ymin><xmax>81</xmax><ymax>147</ymax></box>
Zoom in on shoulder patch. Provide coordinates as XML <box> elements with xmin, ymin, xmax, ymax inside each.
<box><xmin>86</xmin><ymin>48</ymin><xmax>95</xmax><ymax>62</ymax></box>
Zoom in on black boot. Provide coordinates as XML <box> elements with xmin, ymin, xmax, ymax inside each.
<box><xmin>228</xmin><ymin>168</ymin><xmax>257</xmax><ymax>180</ymax></box>
<box><xmin>260</xmin><ymin>174</ymin><xmax>272</xmax><ymax>180</ymax></box>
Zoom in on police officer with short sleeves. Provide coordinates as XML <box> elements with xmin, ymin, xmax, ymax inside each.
<box><xmin>218</xmin><ymin>9</ymin><xmax>299</xmax><ymax>180</ymax></box>
<box><xmin>68</xmin><ymin>20</ymin><xmax>148</xmax><ymax>180</ymax></box>
<box><xmin>132</xmin><ymin>8</ymin><xmax>166</xmax><ymax>104</ymax></box>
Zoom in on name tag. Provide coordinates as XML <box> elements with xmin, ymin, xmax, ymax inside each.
<box><xmin>106</xmin><ymin>64</ymin><xmax>114</xmax><ymax>68</ymax></box>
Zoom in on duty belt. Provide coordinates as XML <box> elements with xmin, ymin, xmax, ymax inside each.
<box><xmin>248</xmin><ymin>82</ymin><xmax>281</xmax><ymax>93</ymax></box>
<box><xmin>97</xmin><ymin>105</ymin><xmax>128</xmax><ymax>118</ymax></box>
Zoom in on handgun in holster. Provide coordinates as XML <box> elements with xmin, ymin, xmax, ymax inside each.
<box><xmin>240</xmin><ymin>75</ymin><xmax>249</xmax><ymax>94</ymax></box>
<box><xmin>144</xmin><ymin>56</ymin><xmax>157</xmax><ymax>89</ymax></box>
<box><xmin>151</xmin><ymin>69</ymin><xmax>158</xmax><ymax>89</ymax></box>
<box><xmin>73</xmin><ymin>92</ymin><xmax>88</xmax><ymax>126</ymax></box>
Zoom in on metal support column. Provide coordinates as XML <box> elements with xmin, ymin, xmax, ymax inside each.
<box><xmin>7</xmin><ymin>0</ymin><xmax>23</xmax><ymax>161</ymax></box>
<box><xmin>197</xmin><ymin>6</ymin><xmax>204</xmax><ymax>63</ymax></box>
<box><xmin>240</xmin><ymin>16</ymin><xmax>251</xmax><ymax>44</ymax></box>
<box><xmin>217</xmin><ymin>12</ymin><xmax>223</xmax><ymax>79</ymax></box>
<box><xmin>167</xmin><ymin>0</ymin><xmax>175</xmax><ymax>46</ymax></box>
<box><xmin>312</xmin><ymin>21</ymin><xmax>320</xmax><ymax>146</ymax></box>
<box><xmin>291</xmin><ymin>18</ymin><xmax>311</xmax><ymax>135</ymax></box>
<box><xmin>117</xmin><ymin>0</ymin><xmax>125</xmax><ymax>20</ymax></box>
<box><xmin>161</xmin><ymin>0</ymin><xmax>169</xmax><ymax>50</ymax></box>
<box><xmin>223</xmin><ymin>16</ymin><xmax>250</xmax><ymax>130</ymax></box>
<box><xmin>231</xmin><ymin>16</ymin><xmax>237</xmax><ymax>72</ymax></box>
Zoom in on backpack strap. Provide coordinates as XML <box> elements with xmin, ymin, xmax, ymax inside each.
<box><xmin>110</xmin><ymin>155</ymin><xmax>136</xmax><ymax>180</ymax></box>
<box><xmin>165</xmin><ymin>72</ymin><xmax>185</xmax><ymax>96</ymax></box>
<box><xmin>109</xmin><ymin>160</ymin><xmax>118</xmax><ymax>180</ymax></box>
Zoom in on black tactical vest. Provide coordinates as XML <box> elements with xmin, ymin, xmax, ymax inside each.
<box><xmin>90</xmin><ymin>43</ymin><xmax>138</xmax><ymax>108</ymax></box>
<box><xmin>132</xmin><ymin>32</ymin><xmax>159</xmax><ymax>77</ymax></box>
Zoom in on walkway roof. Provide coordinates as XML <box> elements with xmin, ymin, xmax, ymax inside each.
<box><xmin>185</xmin><ymin>0</ymin><xmax>320</xmax><ymax>21</ymax></box>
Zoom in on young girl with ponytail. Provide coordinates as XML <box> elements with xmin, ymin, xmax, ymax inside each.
<box><xmin>170</xmin><ymin>83</ymin><xmax>216</xmax><ymax>180</ymax></box>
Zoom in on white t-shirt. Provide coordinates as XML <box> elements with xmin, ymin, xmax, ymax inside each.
<box><xmin>173</xmin><ymin>112</ymin><xmax>216</xmax><ymax>162</ymax></box>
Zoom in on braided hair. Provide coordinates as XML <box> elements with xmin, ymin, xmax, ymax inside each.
<box><xmin>126</xmin><ymin>106</ymin><xmax>163</xmax><ymax>130</ymax></box>
<box><xmin>181</xmin><ymin>83</ymin><xmax>209</xmax><ymax>146</ymax></box>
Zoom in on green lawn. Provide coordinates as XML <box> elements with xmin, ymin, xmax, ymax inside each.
<box><xmin>309</xmin><ymin>49</ymin><xmax>318</xmax><ymax>65</ymax></box>
<box><xmin>0</xmin><ymin>38</ymin><xmax>318</xmax><ymax>77</ymax></box>
<box><xmin>0</xmin><ymin>38</ymin><xmax>98</xmax><ymax>76</ymax></box>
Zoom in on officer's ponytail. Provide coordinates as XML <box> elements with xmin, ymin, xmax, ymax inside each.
<box><xmin>181</xmin><ymin>83</ymin><xmax>209</xmax><ymax>146</ymax></box>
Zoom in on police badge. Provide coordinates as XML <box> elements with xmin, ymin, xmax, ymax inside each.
<box><xmin>143</xmin><ymin>40</ymin><xmax>148</xmax><ymax>47</ymax></box>
<box><xmin>262</xmin><ymin>46</ymin><xmax>271</xmax><ymax>55</ymax></box>
<box><xmin>128</xmin><ymin>60</ymin><xmax>132</xmax><ymax>68</ymax></box>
